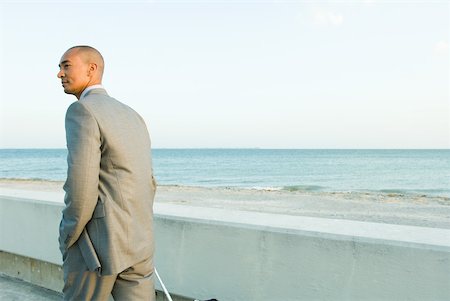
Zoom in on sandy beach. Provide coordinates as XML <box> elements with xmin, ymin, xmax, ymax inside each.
<box><xmin>1</xmin><ymin>179</ymin><xmax>449</xmax><ymax>229</ymax></box>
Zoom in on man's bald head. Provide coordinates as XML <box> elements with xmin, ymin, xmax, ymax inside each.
<box><xmin>57</xmin><ymin>45</ymin><xmax>105</xmax><ymax>99</ymax></box>
<box><xmin>66</xmin><ymin>45</ymin><xmax>105</xmax><ymax>78</ymax></box>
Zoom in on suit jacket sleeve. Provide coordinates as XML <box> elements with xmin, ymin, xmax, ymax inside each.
<box><xmin>59</xmin><ymin>101</ymin><xmax>101</xmax><ymax>254</ymax></box>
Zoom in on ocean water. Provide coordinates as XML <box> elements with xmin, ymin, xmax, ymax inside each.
<box><xmin>0</xmin><ymin>149</ymin><xmax>449</xmax><ymax>197</ymax></box>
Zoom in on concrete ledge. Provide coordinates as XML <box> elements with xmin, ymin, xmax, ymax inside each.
<box><xmin>0</xmin><ymin>197</ymin><xmax>62</xmax><ymax>265</ymax></box>
<box><xmin>0</xmin><ymin>251</ymin><xmax>63</xmax><ymax>292</ymax></box>
<box><xmin>0</xmin><ymin>273</ymin><xmax>62</xmax><ymax>301</ymax></box>
<box><xmin>1</xmin><ymin>195</ymin><xmax>450</xmax><ymax>300</ymax></box>
<box><xmin>155</xmin><ymin>202</ymin><xmax>450</xmax><ymax>251</ymax></box>
<box><xmin>0</xmin><ymin>251</ymin><xmax>190</xmax><ymax>301</ymax></box>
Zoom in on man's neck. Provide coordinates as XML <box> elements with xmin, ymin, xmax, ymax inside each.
<box><xmin>79</xmin><ymin>84</ymin><xmax>104</xmax><ymax>100</ymax></box>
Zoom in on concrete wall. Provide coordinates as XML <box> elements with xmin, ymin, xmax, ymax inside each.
<box><xmin>1</xmin><ymin>195</ymin><xmax>450</xmax><ymax>300</ymax></box>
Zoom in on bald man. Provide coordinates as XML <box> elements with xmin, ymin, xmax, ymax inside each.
<box><xmin>57</xmin><ymin>46</ymin><xmax>156</xmax><ymax>300</ymax></box>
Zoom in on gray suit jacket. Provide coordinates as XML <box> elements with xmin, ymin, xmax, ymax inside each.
<box><xmin>59</xmin><ymin>88</ymin><xmax>156</xmax><ymax>276</ymax></box>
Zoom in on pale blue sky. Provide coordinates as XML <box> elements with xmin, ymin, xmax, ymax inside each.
<box><xmin>0</xmin><ymin>0</ymin><xmax>448</xmax><ymax>148</ymax></box>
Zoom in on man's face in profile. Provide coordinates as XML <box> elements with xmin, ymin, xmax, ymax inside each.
<box><xmin>57</xmin><ymin>50</ymin><xmax>90</xmax><ymax>98</ymax></box>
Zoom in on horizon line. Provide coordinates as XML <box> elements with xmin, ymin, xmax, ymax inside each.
<box><xmin>1</xmin><ymin>147</ymin><xmax>449</xmax><ymax>151</ymax></box>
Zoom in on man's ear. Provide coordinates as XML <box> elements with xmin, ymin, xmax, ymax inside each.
<box><xmin>88</xmin><ymin>63</ymin><xmax>98</xmax><ymax>75</ymax></box>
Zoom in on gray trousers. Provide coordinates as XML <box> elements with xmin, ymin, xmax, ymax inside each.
<box><xmin>63</xmin><ymin>255</ymin><xmax>155</xmax><ymax>301</ymax></box>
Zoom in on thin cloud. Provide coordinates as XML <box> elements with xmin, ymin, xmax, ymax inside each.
<box><xmin>434</xmin><ymin>40</ymin><xmax>449</xmax><ymax>56</ymax></box>
<box><xmin>312</xmin><ymin>8</ymin><xmax>344</xmax><ymax>27</ymax></box>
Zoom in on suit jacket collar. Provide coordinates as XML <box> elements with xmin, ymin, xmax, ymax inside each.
<box><xmin>84</xmin><ymin>88</ymin><xmax>108</xmax><ymax>98</ymax></box>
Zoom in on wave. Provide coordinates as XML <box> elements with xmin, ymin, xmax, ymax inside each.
<box><xmin>378</xmin><ymin>189</ymin><xmax>409</xmax><ymax>195</ymax></box>
<box><xmin>2</xmin><ymin>177</ymin><xmax>449</xmax><ymax>198</ymax></box>
<box><xmin>250</xmin><ymin>186</ymin><xmax>283</xmax><ymax>191</ymax></box>
<box><xmin>377</xmin><ymin>188</ymin><xmax>450</xmax><ymax>197</ymax></box>
<box><xmin>281</xmin><ymin>185</ymin><xmax>326</xmax><ymax>192</ymax></box>
<box><xmin>0</xmin><ymin>177</ymin><xmax>63</xmax><ymax>182</ymax></box>
<box><xmin>235</xmin><ymin>186</ymin><xmax>449</xmax><ymax>200</ymax></box>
